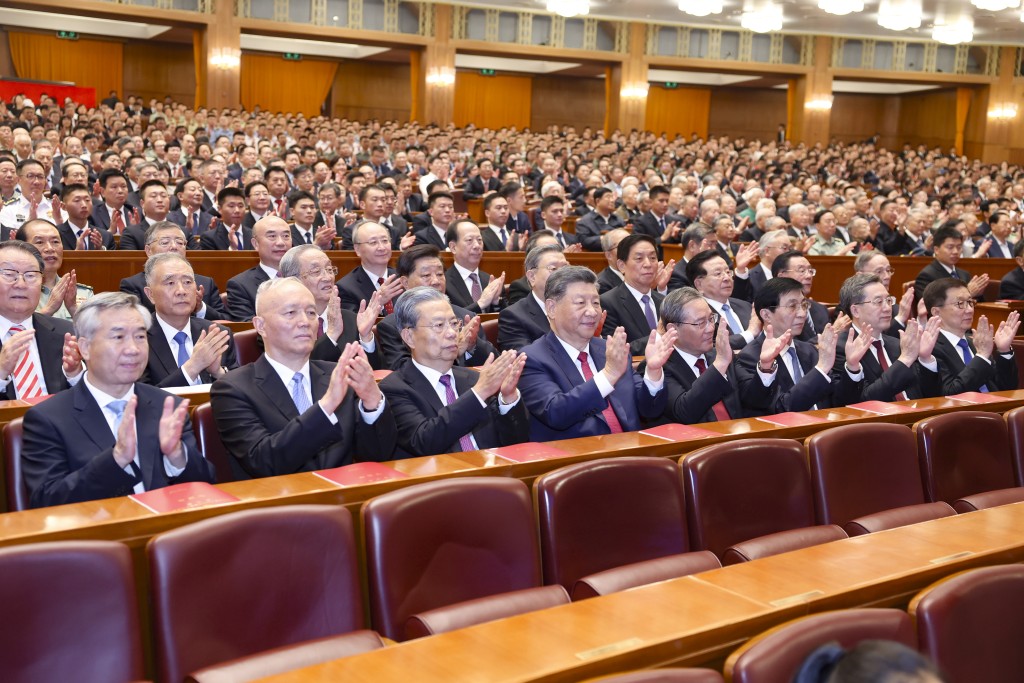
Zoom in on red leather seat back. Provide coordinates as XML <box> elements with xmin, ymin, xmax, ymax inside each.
<box><xmin>0</xmin><ymin>540</ymin><xmax>143</xmax><ymax>683</ymax></box>
<box><xmin>1002</xmin><ymin>406</ymin><xmax>1024</xmax><ymax>486</ymax></box>
<box><xmin>148</xmin><ymin>505</ymin><xmax>363</xmax><ymax>683</ymax></box>
<box><xmin>233</xmin><ymin>328</ymin><xmax>261</xmax><ymax>366</ymax></box>
<box><xmin>915</xmin><ymin>411</ymin><xmax>1015</xmax><ymax>504</ymax></box>
<box><xmin>192</xmin><ymin>402</ymin><xmax>235</xmax><ymax>483</ymax></box>
<box><xmin>363</xmin><ymin>477</ymin><xmax>541</xmax><ymax>640</ymax></box>
<box><xmin>2</xmin><ymin>418</ymin><xmax>27</xmax><ymax>512</ymax></box>
<box><xmin>534</xmin><ymin>457</ymin><xmax>689</xmax><ymax>590</ymax></box>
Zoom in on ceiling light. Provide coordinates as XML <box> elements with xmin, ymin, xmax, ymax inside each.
<box><xmin>546</xmin><ymin>0</ymin><xmax>589</xmax><ymax>17</ymax></box>
<box><xmin>971</xmin><ymin>0</ymin><xmax>1019</xmax><ymax>10</ymax></box>
<box><xmin>819</xmin><ymin>0</ymin><xmax>864</xmax><ymax>16</ymax></box>
<box><xmin>741</xmin><ymin>0</ymin><xmax>783</xmax><ymax>32</ymax></box>
<box><xmin>877</xmin><ymin>0</ymin><xmax>922</xmax><ymax>30</ymax></box>
<box><xmin>678</xmin><ymin>0</ymin><xmax>724</xmax><ymax>16</ymax></box>
<box><xmin>932</xmin><ymin>13</ymin><xmax>974</xmax><ymax>44</ymax></box>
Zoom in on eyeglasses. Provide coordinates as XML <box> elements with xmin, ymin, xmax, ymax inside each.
<box><xmin>855</xmin><ymin>295</ymin><xmax>897</xmax><ymax>307</ymax></box>
<box><xmin>943</xmin><ymin>298</ymin><xmax>976</xmax><ymax>310</ymax></box>
<box><xmin>701</xmin><ymin>269</ymin><xmax>734</xmax><ymax>280</ymax></box>
<box><xmin>869</xmin><ymin>267</ymin><xmax>895</xmax><ymax>276</ymax></box>
<box><xmin>781</xmin><ymin>267</ymin><xmax>816</xmax><ymax>276</ymax></box>
<box><xmin>0</xmin><ymin>269</ymin><xmax>43</xmax><ymax>285</ymax></box>
<box><xmin>416</xmin><ymin>319</ymin><xmax>464</xmax><ymax>334</ymax></box>
<box><xmin>154</xmin><ymin>238</ymin><xmax>187</xmax><ymax>248</ymax></box>
<box><xmin>670</xmin><ymin>312</ymin><xmax>720</xmax><ymax>331</ymax></box>
<box><xmin>301</xmin><ymin>265</ymin><xmax>338</xmax><ymax>278</ymax></box>
<box><xmin>354</xmin><ymin>239</ymin><xmax>391</xmax><ymax>249</ymax></box>
<box><xmin>770</xmin><ymin>300</ymin><xmax>812</xmax><ymax>312</ymax></box>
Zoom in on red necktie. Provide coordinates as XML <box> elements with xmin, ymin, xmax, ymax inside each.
<box><xmin>9</xmin><ymin>325</ymin><xmax>45</xmax><ymax>399</ymax></box>
<box><xmin>111</xmin><ymin>210</ymin><xmax>125</xmax><ymax>235</ymax></box>
<box><xmin>873</xmin><ymin>340</ymin><xmax>909</xmax><ymax>402</ymax></box>
<box><xmin>378</xmin><ymin>277</ymin><xmax>393</xmax><ymax>315</ymax></box>
<box><xmin>577</xmin><ymin>351</ymin><xmax>623</xmax><ymax>434</ymax></box>
<box><xmin>694</xmin><ymin>357</ymin><xmax>732</xmax><ymax>421</ymax></box>
<box><xmin>317</xmin><ymin>317</ymin><xmax>324</xmax><ymax>338</ymax></box>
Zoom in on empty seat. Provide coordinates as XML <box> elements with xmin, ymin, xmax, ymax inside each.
<box><xmin>806</xmin><ymin>423</ymin><xmax>955</xmax><ymax>535</ymax></box>
<box><xmin>192</xmin><ymin>402</ymin><xmax>235</xmax><ymax>483</ymax></box>
<box><xmin>586</xmin><ymin>669</ymin><xmax>724</xmax><ymax>682</ymax></box>
<box><xmin>363</xmin><ymin>477</ymin><xmax>543</xmax><ymax>641</ymax></box>
<box><xmin>481</xmin><ymin>317</ymin><xmax>499</xmax><ymax>346</ymax></box>
<box><xmin>233</xmin><ymin>328</ymin><xmax>261</xmax><ymax>366</ymax></box>
<box><xmin>914</xmin><ymin>411</ymin><xmax>1024</xmax><ymax>512</ymax></box>
<box><xmin>0</xmin><ymin>541</ymin><xmax>143</xmax><ymax>683</ymax></box>
<box><xmin>1002</xmin><ymin>405</ymin><xmax>1024</xmax><ymax>485</ymax></box>
<box><xmin>910</xmin><ymin>564</ymin><xmax>1024</xmax><ymax>683</ymax></box>
<box><xmin>148</xmin><ymin>506</ymin><xmax>363</xmax><ymax>683</ymax></box>
<box><xmin>185</xmin><ymin>631</ymin><xmax>386</xmax><ymax>683</ymax></box>
<box><xmin>534</xmin><ymin>457</ymin><xmax>718</xmax><ymax>597</ymax></box>
<box><xmin>2</xmin><ymin>418</ymin><xmax>27</xmax><ymax>512</ymax></box>
<box><xmin>681</xmin><ymin>439</ymin><xmax>847</xmax><ymax>564</ymax></box>
<box><xmin>406</xmin><ymin>584</ymin><xmax>570</xmax><ymax>639</ymax></box>
<box><xmin>725</xmin><ymin>609</ymin><xmax>916</xmax><ymax>683</ymax></box>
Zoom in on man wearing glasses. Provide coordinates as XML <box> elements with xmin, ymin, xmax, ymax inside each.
<box><xmin>600</xmin><ymin>234</ymin><xmax>672</xmax><ymax>356</ymax></box>
<box><xmin>0</xmin><ymin>160</ymin><xmax>55</xmax><ymax>235</ymax></box>
<box><xmin>687</xmin><ymin>250</ymin><xmax>760</xmax><ymax>351</ymax></box>
<box><xmin>749</xmin><ymin>229</ymin><xmax>791</xmax><ymax>297</ymax></box>
<box><xmin>913</xmin><ymin>225</ymin><xmax>989</xmax><ymax>306</ymax></box>
<box><xmin>853</xmin><ymin>251</ymin><xmax>914</xmax><ymax>336</ymax></box>
<box><xmin>772</xmin><ymin>250</ymin><xmax>831</xmax><ymax>342</ymax></box>
<box><xmin>922</xmin><ymin>278</ymin><xmax>1018</xmax><ymax>395</ymax></box>
<box><xmin>336</xmin><ymin>221</ymin><xmax>403</xmax><ymax>315</ymax></box>
<box><xmin>655</xmin><ymin>287</ymin><xmax>745</xmax><ymax>424</ymax></box>
<box><xmin>379</xmin><ymin>286</ymin><xmax>530</xmax><ymax>457</ymax></box>
<box><xmin>834</xmin><ymin>273</ymin><xmax>943</xmax><ymax>403</ymax></box>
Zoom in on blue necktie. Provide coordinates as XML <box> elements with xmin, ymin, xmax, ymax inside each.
<box><xmin>957</xmin><ymin>338</ymin><xmax>989</xmax><ymax>392</ymax></box>
<box><xmin>641</xmin><ymin>294</ymin><xmax>657</xmax><ymax>330</ymax></box>
<box><xmin>107</xmin><ymin>400</ymin><xmax>143</xmax><ymax>485</ymax></box>
<box><xmin>291</xmin><ymin>372</ymin><xmax>313</xmax><ymax>412</ymax></box>
<box><xmin>173</xmin><ymin>331</ymin><xmax>190</xmax><ymax>367</ymax></box>
<box><xmin>722</xmin><ymin>302</ymin><xmax>742</xmax><ymax>334</ymax></box>
<box><xmin>787</xmin><ymin>347</ymin><xmax>803</xmax><ymax>382</ymax></box>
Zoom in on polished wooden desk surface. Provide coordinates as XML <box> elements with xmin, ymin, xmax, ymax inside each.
<box><xmin>257</xmin><ymin>503</ymin><xmax>1024</xmax><ymax>683</ymax></box>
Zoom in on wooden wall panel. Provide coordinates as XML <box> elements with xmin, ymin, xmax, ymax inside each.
<box><xmin>0</xmin><ymin>30</ymin><xmax>15</xmax><ymax>81</ymax></box>
<box><xmin>708</xmin><ymin>88</ymin><xmax>786</xmax><ymax>141</ymax></box>
<box><xmin>645</xmin><ymin>85</ymin><xmax>710</xmax><ymax>138</ymax></box>
<box><xmin>831</xmin><ymin>93</ymin><xmax>899</xmax><ymax>146</ymax></box>
<box><xmin>123</xmin><ymin>41</ymin><xmax>194</xmax><ymax>107</ymax></box>
<box><xmin>331</xmin><ymin>61</ymin><xmax>411</xmax><ymax>122</ymax></box>
<box><xmin>530</xmin><ymin>75</ymin><xmax>604</xmax><ymax>132</ymax></box>
<box><xmin>897</xmin><ymin>89</ymin><xmax>957</xmax><ymax>149</ymax></box>
<box><xmin>454</xmin><ymin>72</ymin><xmax>531</xmax><ymax>130</ymax></box>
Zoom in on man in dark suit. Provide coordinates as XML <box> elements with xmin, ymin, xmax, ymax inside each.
<box><xmin>89</xmin><ymin>169</ymin><xmax>135</xmax><ymax>233</ymax></box>
<box><xmin>655</xmin><ymin>287</ymin><xmax>745</xmax><ymax>424</ymax></box>
<box><xmin>914</xmin><ymin>225</ymin><xmax>989</xmax><ymax>305</ymax></box>
<box><xmin>735</xmin><ymin>277</ymin><xmax>859</xmax><ymax>414</ymax></box>
<box><xmin>226</xmin><ymin>216</ymin><xmax>292</xmax><ymax>322</ymax></box>
<box><xmin>923</xmin><ymin>277</ymin><xmax>1019</xmax><ymax>395</ymax></box>
<box><xmin>197</xmin><ymin>187</ymin><xmax>251</xmax><ymax>251</ymax></box>
<box><xmin>833</xmin><ymin>273</ymin><xmax>943</xmax><ymax>403</ymax></box>
<box><xmin>501</xmin><ymin>182</ymin><xmax>532</xmax><ymax>235</ymax></box>
<box><xmin>535</xmin><ymin>195</ymin><xmax>579</xmax><ymax>250</ymax></box>
<box><xmin>711</xmin><ymin>215</ymin><xmax>741</xmax><ymax>268</ymax></box>
<box><xmin>600</xmin><ymin>234</ymin><xmax>666</xmax><ymax>356</ymax></box>
<box><xmin>749</xmin><ymin>229</ymin><xmax>792</xmax><ymax>297</ymax></box>
<box><xmin>338</xmin><ymin>185</ymin><xmax>392</xmax><ymax>249</ymax></box>
<box><xmin>574</xmin><ymin>188</ymin><xmax>624</xmax><ymax>251</ymax></box>
<box><xmin>0</xmin><ymin>240</ymin><xmax>82</xmax><ymax>400</ymax></box>
<box><xmin>412</xmin><ymin>191</ymin><xmax>454</xmax><ymax>250</ymax></box>
<box><xmin>22</xmin><ymin>292</ymin><xmax>215</xmax><ymax>508</ymax></box>
<box><xmin>481</xmin><ymin>193</ymin><xmax>512</xmax><ymax>252</ymax></box>
<box><xmin>58</xmin><ymin>183</ymin><xmax>115</xmax><ymax>250</ymax></box>
<box><xmin>772</xmin><ymin>250</ymin><xmax>830</xmax><ymax>341</ymax></box>
<box><xmin>336</xmin><ymin>221</ymin><xmax>403</xmax><ymax>314</ymax></box>
<box><xmin>999</xmin><ymin>241</ymin><xmax>1024</xmax><ymax>300</ymax></box>
<box><xmin>210</xmin><ymin>278</ymin><xmax>397</xmax><ymax>479</ymax></box>
<box><xmin>168</xmin><ymin>177</ymin><xmax>213</xmax><ymax>243</ymax></box>
<box><xmin>139</xmin><ymin>253</ymin><xmax>237</xmax><ymax>388</ymax></box>
<box><xmin>519</xmin><ymin>266</ymin><xmax>674</xmax><ymax>441</ymax></box>
<box><xmin>498</xmin><ymin>244</ymin><xmax>566</xmax><ymax>351</ymax></box>
<box><xmin>687</xmin><ymin>250</ymin><xmax>759</xmax><ymax>351</ymax></box>
<box><xmin>379</xmin><ymin>286</ymin><xmax>529</xmax><ymax>457</ymax></box>
<box><xmin>376</xmin><ymin>245</ymin><xmax>496</xmax><ymax>370</ymax></box>
<box><xmin>118</xmin><ymin>179</ymin><xmax>172</xmax><ymax>250</ymax></box>
<box><xmin>632</xmin><ymin>186</ymin><xmax>682</xmax><ymax>258</ymax></box>
<box><xmin>120</xmin><ymin>222</ymin><xmax>228</xmax><ymax>321</ymax></box>
<box><xmin>463</xmin><ymin>159</ymin><xmax>501</xmax><ymax>200</ymax></box>
<box><xmin>596</xmin><ymin>229</ymin><xmax>628</xmax><ymax>295</ymax></box>
<box><xmin>504</xmin><ymin>230</ymin><xmax>560</xmax><ymax>306</ymax></box>
<box><xmin>313</xmin><ymin>182</ymin><xmax>346</xmax><ymax>238</ymax></box>
<box><xmin>444</xmin><ymin>219</ymin><xmax>505</xmax><ymax>314</ymax></box>
<box><xmin>197</xmin><ymin>159</ymin><xmax>226</xmax><ymax>218</ymax></box>
<box><xmin>287</xmin><ymin>189</ymin><xmax>335</xmax><ymax>250</ymax></box>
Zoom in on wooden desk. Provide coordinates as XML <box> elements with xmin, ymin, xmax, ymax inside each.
<box><xmin>258</xmin><ymin>503</ymin><xmax>1024</xmax><ymax>682</ymax></box>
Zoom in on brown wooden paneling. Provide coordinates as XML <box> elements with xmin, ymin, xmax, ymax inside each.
<box><xmin>708</xmin><ymin>88</ymin><xmax>787</xmax><ymax>141</ymax></box>
<box><xmin>123</xmin><ymin>41</ymin><xmax>195</xmax><ymax>107</ymax></box>
<box><xmin>331</xmin><ymin>60</ymin><xmax>411</xmax><ymax>122</ymax></box>
<box><xmin>0</xmin><ymin>29</ymin><xmax>15</xmax><ymax>81</ymax></box>
<box><xmin>897</xmin><ymin>88</ymin><xmax>957</xmax><ymax>149</ymax></box>
<box><xmin>530</xmin><ymin>74</ymin><xmax>604</xmax><ymax>132</ymax></box>
<box><xmin>645</xmin><ymin>85</ymin><xmax>710</xmax><ymax>139</ymax></box>
<box><xmin>831</xmin><ymin>93</ymin><xmax>899</xmax><ymax>146</ymax></box>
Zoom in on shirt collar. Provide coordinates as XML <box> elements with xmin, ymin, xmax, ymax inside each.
<box><xmin>263</xmin><ymin>354</ymin><xmax>311</xmax><ymax>391</ymax></box>
<box><xmin>155</xmin><ymin>313</ymin><xmax>190</xmax><ymax>347</ymax></box>
<box><xmin>939</xmin><ymin>328</ymin><xmax>966</xmax><ymax>345</ymax></box>
<box><xmin>410</xmin><ymin>358</ymin><xmax>454</xmax><ymax>388</ymax></box>
<box><xmin>82</xmin><ymin>371</ymin><xmax>135</xmax><ymax>406</ymax></box>
<box><xmin>453</xmin><ymin>261</ymin><xmax>478</xmax><ymax>281</ymax></box>
<box><xmin>0</xmin><ymin>314</ymin><xmax>33</xmax><ymax>336</ymax></box>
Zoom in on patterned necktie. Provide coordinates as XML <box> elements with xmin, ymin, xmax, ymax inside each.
<box><xmin>721</xmin><ymin>302</ymin><xmax>742</xmax><ymax>334</ymax></box>
<box><xmin>172</xmin><ymin>330</ymin><xmax>190</xmax><ymax>368</ymax></box>
<box><xmin>290</xmin><ymin>372</ymin><xmax>312</xmax><ymax>413</ymax></box>
<box><xmin>469</xmin><ymin>272</ymin><xmax>482</xmax><ymax>301</ymax></box>
<box><xmin>641</xmin><ymin>294</ymin><xmax>657</xmax><ymax>330</ymax></box>
<box><xmin>378</xmin><ymin>277</ymin><xmax>394</xmax><ymax>315</ymax></box>
<box><xmin>8</xmin><ymin>325</ymin><xmax>44</xmax><ymax>399</ymax></box>
<box><xmin>873</xmin><ymin>340</ymin><xmax>908</xmax><ymax>401</ymax></box>
<box><xmin>957</xmin><ymin>338</ymin><xmax>988</xmax><ymax>392</ymax></box>
<box><xmin>577</xmin><ymin>351</ymin><xmax>623</xmax><ymax>433</ymax></box>
<box><xmin>694</xmin><ymin>357</ymin><xmax>732</xmax><ymax>421</ymax></box>
<box><xmin>438</xmin><ymin>375</ymin><xmax>475</xmax><ymax>451</ymax></box>
<box><xmin>107</xmin><ymin>399</ymin><xmax>143</xmax><ymax>485</ymax></box>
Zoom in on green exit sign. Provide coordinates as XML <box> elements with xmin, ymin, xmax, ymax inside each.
<box><xmin>283</xmin><ymin>52</ymin><xmax>302</xmax><ymax>61</ymax></box>
<box><xmin>56</xmin><ymin>31</ymin><xmax>79</xmax><ymax>40</ymax></box>
<box><xmin>664</xmin><ymin>82</ymin><xmax>679</xmax><ymax>89</ymax></box>
<box><xmin>480</xmin><ymin>68</ymin><xmax>495</xmax><ymax>76</ymax></box>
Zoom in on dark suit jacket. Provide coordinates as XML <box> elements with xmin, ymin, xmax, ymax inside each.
<box><xmin>481</xmin><ymin>226</ymin><xmax>507</xmax><ymax>252</ymax></box>
<box><xmin>117</xmin><ymin>223</ymin><xmax>149</xmax><ymax>250</ymax></box>
<box><xmin>1000</xmin><ymin>268</ymin><xmax>1024</xmax><ymax>300</ymax></box>
<box><xmin>412</xmin><ymin>225</ymin><xmax>447</xmax><ymax>249</ymax></box>
<box><xmin>932</xmin><ymin>334</ymin><xmax>1018</xmax><ymax>395</ymax></box>
<box><xmin>748</xmin><ymin>266</ymin><xmax>770</xmax><ymax>297</ymax></box>
<box><xmin>226</xmin><ymin>265</ymin><xmax>272</xmax><ymax>322</ymax></box>
<box><xmin>575</xmin><ymin>211</ymin><xmax>625</xmax><ymax>251</ymax></box>
<box><xmin>597</xmin><ymin>268</ymin><xmax>623</xmax><ymax>295</ymax></box>
<box><xmin>88</xmin><ymin>204</ymin><xmax>133</xmax><ymax>231</ymax></box>
<box><xmin>445</xmin><ymin>266</ymin><xmax>497</xmax><ymax>314</ymax></box>
<box><xmin>832</xmin><ymin>329</ymin><xmax>941</xmax><ymax>403</ymax></box>
<box><xmin>735</xmin><ymin>335</ymin><xmax>859</xmax><ymax>414</ymax></box>
<box><xmin>600</xmin><ymin>283</ymin><xmax>662</xmax><ymax>356</ymax></box>
<box><xmin>795</xmin><ymin>299</ymin><xmax>832</xmax><ymax>343</ymax></box>
<box><xmin>984</xmin><ymin>238</ymin><xmax>1014</xmax><ymax>259</ymax></box>
<box><xmin>379</xmin><ymin>363</ymin><xmax>530</xmax><ymax>457</ymax></box>
<box><xmin>506</xmin><ymin>276</ymin><xmax>531</xmax><ymax>305</ymax></box>
<box><xmin>377</xmin><ymin>304</ymin><xmax>494</xmax><ymax>371</ymax></box>
<box><xmin>141</xmin><ymin>317</ymin><xmax>239</xmax><ymax>388</ymax></box>
<box><xmin>22</xmin><ymin>381</ymin><xmax>214</xmax><ymax>508</ymax></box>
<box><xmin>198</xmin><ymin>224</ymin><xmax>253</xmax><ymax>251</ymax></box>
<box><xmin>714</xmin><ymin>242</ymin><xmax>740</xmax><ymax>268</ymax></box>
<box><xmin>660</xmin><ymin>350</ymin><xmax>744</xmax><ymax>424</ymax></box>
<box><xmin>712</xmin><ymin>297</ymin><xmax>753</xmax><ymax>351</ymax></box>
<box><xmin>519</xmin><ymin>332</ymin><xmax>666</xmax><ymax>441</ymax></box>
<box><xmin>120</xmin><ymin>271</ymin><xmax>228</xmax><ymax>321</ymax></box>
<box><xmin>667</xmin><ymin>259</ymin><xmax>691</xmax><ymax>291</ymax></box>
<box><xmin>252</xmin><ymin>309</ymin><xmax>383</xmax><ymax>369</ymax></box>
<box><xmin>0</xmin><ymin>313</ymin><xmax>74</xmax><ymax>399</ymax></box>
<box><xmin>58</xmin><ymin>221</ymin><xmax>114</xmax><ymax>250</ymax></box>
<box><xmin>498</xmin><ymin>294</ymin><xmax>550</xmax><ymax>351</ymax></box>
<box><xmin>167</xmin><ymin>208</ymin><xmax>213</xmax><ymax>238</ymax></box>
<box><xmin>290</xmin><ymin>224</ymin><xmax>323</xmax><ymax>248</ymax></box>
<box><xmin>463</xmin><ymin>175</ymin><xmax>500</xmax><ymax>200</ymax></box>
<box><xmin>914</xmin><ymin>260</ymin><xmax>973</xmax><ymax>305</ymax></box>
<box><xmin>336</xmin><ymin>266</ymin><xmax>396</xmax><ymax>313</ymax></box>
<box><xmin>505</xmin><ymin>210</ymin><xmax>531</xmax><ymax>234</ymax></box>
<box><xmin>210</xmin><ymin>356</ymin><xmax>397</xmax><ymax>479</ymax></box>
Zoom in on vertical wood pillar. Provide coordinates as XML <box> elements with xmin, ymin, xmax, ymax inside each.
<box><xmin>199</xmin><ymin>0</ymin><xmax>241</xmax><ymax>109</ymax></box>
<box><xmin>419</xmin><ymin>4</ymin><xmax>456</xmax><ymax>125</ymax></box>
<box><xmin>788</xmin><ymin>36</ymin><xmax>833</xmax><ymax>146</ymax></box>
<box><xmin>606</xmin><ymin>23</ymin><xmax>647</xmax><ymax>134</ymax></box>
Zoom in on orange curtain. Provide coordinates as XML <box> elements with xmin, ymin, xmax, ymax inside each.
<box><xmin>954</xmin><ymin>87</ymin><xmax>973</xmax><ymax>156</ymax></box>
<box><xmin>454</xmin><ymin>73</ymin><xmax>531</xmax><ymax>130</ymax></box>
<box><xmin>240</xmin><ymin>53</ymin><xmax>338</xmax><ymax>116</ymax></box>
<box><xmin>644</xmin><ymin>86</ymin><xmax>710</xmax><ymax>139</ymax></box>
<box><xmin>9</xmin><ymin>31</ymin><xmax>122</xmax><ymax>99</ymax></box>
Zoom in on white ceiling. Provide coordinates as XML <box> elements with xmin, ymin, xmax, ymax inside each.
<box><xmin>462</xmin><ymin>0</ymin><xmax>1024</xmax><ymax>44</ymax></box>
<box><xmin>0</xmin><ymin>7</ymin><xmax>171</xmax><ymax>40</ymax></box>
<box><xmin>239</xmin><ymin>34</ymin><xmax>390</xmax><ymax>59</ymax></box>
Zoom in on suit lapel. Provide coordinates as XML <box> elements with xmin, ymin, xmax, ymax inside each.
<box><xmin>148</xmin><ymin>325</ymin><xmax>179</xmax><ymax>379</ymax></box>
<box><xmin>404</xmin><ymin>363</ymin><xmax>447</xmax><ymax>413</ymax></box>
<box><xmin>448</xmin><ymin>270</ymin><xmax>472</xmax><ymax>305</ymax></box>
<box><xmin>546</xmin><ymin>333</ymin><xmax>585</xmax><ymax>388</ymax></box>
<box><xmin>72</xmin><ymin>382</ymin><xmax>117</xmax><ymax>452</ymax></box>
<box><xmin>253</xmin><ymin>356</ymin><xmax>300</xmax><ymax>421</ymax></box>
<box><xmin>33</xmin><ymin>314</ymin><xmax>64</xmax><ymax>394</ymax></box>
<box><xmin>618</xmin><ymin>287</ymin><xmax>651</xmax><ymax>334</ymax></box>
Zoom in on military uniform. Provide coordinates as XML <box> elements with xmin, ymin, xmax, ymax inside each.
<box><xmin>0</xmin><ymin>195</ymin><xmax>58</xmax><ymax>236</ymax></box>
<box><xmin>38</xmin><ymin>275</ymin><xmax>94</xmax><ymax>321</ymax></box>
